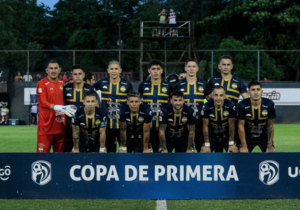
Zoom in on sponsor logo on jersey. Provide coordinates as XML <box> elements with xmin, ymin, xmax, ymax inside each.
<box><xmin>246</xmin><ymin>114</ymin><xmax>252</xmax><ymax>117</ymax></box>
<box><xmin>245</xmin><ymin>106</ymin><xmax>250</xmax><ymax>109</ymax></box>
<box><xmin>45</xmin><ymin>82</ymin><xmax>50</xmax><ymax>85</ymax></box>
<box><xmin>180</xmin><ymin>82</ymin><xmax>186</xmax><ymax>85</ymax></box>
<box><xmin>126</xmin><ymin>118</ymin><xmax>131</xmax><ymax>122</ymax></box>
<box><xmin>121</xmin><ymin>82</ymin><xmax>127</xmax><ymax>85</ymax></box>
<box><xmin>231</xmin><ymin>83</ymin><xmax>237</xmax><ymax>89</ymax></box>
<box><xmin>103</xmin><ymin>81</ymin><xmax>108</xmax><ymax>83</ymax></box>
<box><xmin>50</xmin><ymin>88</ymin><xmax>54</xmax><ymax>91</ymax></box>
<box><xmin>95</xmin><ymin>119</ymin><xmax>101</xmax><ymax>126</ymax></box>
<box><xmin>66</xmin><ymin>88</ymin><xmax>72</xmax><ymax>90</ymax></box>
<box><xmin>120</xmin><ymin>86</ymin><xmax>126</xmax><ymax>92</ymax></box>
<box><xmin>144</xmin><ymin>87</ymin><xmax>150</xmax><ymax>90</ymax></box>
<box><xmin>259</xmin><ymin>160</ymin><xmax>279</xmax><ymax>185</ymax></box>
<box><xmin>168</xmin><ymin>118</ymin><xmax>173</xmax><ymax>122</ymax></box>
<box><xmin>262</xmin><ymin>110</ymin><xmax>268</xmax><ymax>116</ymax></box>
<box><xmin>138</xmin><ymin>116</ymin><xmax>144</xmax><ymax>122</ymax></box>
<box><xmin>103</xmin><ymin>86</ymin><xmax>107</xmax><ymax>89</ymax></box>
<box><xmin>32</xmin><ymin>160</ymin><xmax>52</xmax><ymax>186</ymax></box>
<box><xmin>182</xmin><ymin>117</ymin><xmax>188</xmax><ymax>123</ymax></box>
<box><xmin>223</xmin><ymin>110</ymin><xmax>229</xmax><ymax>117</ymax></box>
<box><xmin>0</xmin><ymin>165</ymin><xmax>11</xmax><ymax>181</ymax></box>
<box><xmin>209</xmin><ymin>114</ymin><xmax>215</xmax><ymax>117</ymax></box>
<box><xmin>214</xmin><ymin>83</ymin><xmax>220</xmax><ymax>86</ymax></box>
<box><xmin>180</xmin><ymin>89</ymin><xmax>185</xmax><ymax>91</ymax></box>
<box><xmin>38</xmin><ymin>88</ymin><xmax>42</xmax><ymax>93</ymax></box>
<box><xmin>80</xmin><ymin>122</ymin><xmax>85</xmax><ymax>126</ymax></box>
<box><xmin>84</xmin><ymin>88</ymin><xmax>90</xmax><ymax>91</ymax></box>
<box><xmin>60</xmin><ymin>86</ymin><xmax>63</xmax><ymax>91</ymax></box>
<box><xmin>67</xmin><ymin>93</ymin><xmax>72</xmax><ymax>97</ymax></box>
<box><xmin>162</xmin><ymin>87</ymin><xmax>167</xmax><ymax>93</ymax></box>
<box><xmin>198</xmin><ymin>86</ymin><xmax>204</xmax><ymax>92</ymax></box>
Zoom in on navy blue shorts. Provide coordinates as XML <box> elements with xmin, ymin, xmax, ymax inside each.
<box><xmin>159</xmin><ymin>23</ymin><xmax>166</xmax><ymax>28</ymax></box>
<box><xmin>246</xmin><ymin>139</ymin><xmax>268</xmax><ymax>152</ymax></box>
<box><xmin>31</xmin><ymin>113</ymin><xmax>37</xmax><ymax>117</ymax></box>
<box><xmin>166</xmin><ymin>137</ymin><xmax>188</xmax><ymax>153</ymax></box>
<box><xmin>169</xmin><ymin>23</ymin><xmax>177</xmax><ymax>28</ymax></box>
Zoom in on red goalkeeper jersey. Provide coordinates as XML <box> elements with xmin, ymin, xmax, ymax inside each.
<box><xmin>37</xmin><ymin>77</ymin><xmax>66</xmax><ymax>135</ymax></box>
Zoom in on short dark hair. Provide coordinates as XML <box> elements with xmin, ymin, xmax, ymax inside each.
<box><xmin>127</xmin><ymin>90</ymin><xmax>141</xmax><ymax>99</ymax></box>
<box><xmin>185</xmin><ymin>58</ymin><xmax>198</xmax><ymax>66</ymax></box>
<box><xmin>72</xmin><ymin>64</ymin><xmax>85</xmax><ymax>73</ymax></box>
<box><xmin>248</xmin><ymin>80</ymin><xmax>262</xmax><ymax>89</ymax></box>
<box><xmin>84</xmin><ymin>72</ymin><xmax>94</xmax><ymax>82</ymax></box>
<box><xmin>170</xmin><ymin>90</ymin><xmax>184</xmax><ymax>99</ymax></box>
<box><xmin>47</xmin><ymin>60</ymin><xmax>59</xmax><ymax>67</ymax></box>
<box><xmin>83</xmin><ymin>91</ymin><xmax>97</xmax><ymax>99</ymax></box>
<box><xmin>219</xmin><ymin>55</ymin><xmax>233</xmax><ymax>63</ymax></box>
<box><xmin>213</xmin><ymin>86</ymin><xmax>226</xmax><ymax>92</ymax></box>
<box><xmin>148</xmin><ymin>59</ymin><xmax>163</xmax><ymax>69</ymax></box>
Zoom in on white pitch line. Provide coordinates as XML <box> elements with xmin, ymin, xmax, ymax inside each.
<box><xmin>156</xmin><ymin>200</ymin><xmax>167</xmax><ymax>210</ymax></box>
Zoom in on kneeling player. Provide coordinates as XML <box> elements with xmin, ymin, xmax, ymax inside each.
<box><xmin>159</xmin><ymin>90</ymin><xmax>196</xmax><ymax>153</ymax></box>
<box><xmin>238</xmin><ymin>81</ymin><xmax>276</xmax><ymax>153</ymax></box>
<box><xmin>201</xmin><ymin>86</ymin><xmax>238</xmax><ymax>153</ymax></box>
<box><xmin>119</xmin><ymin>90</ymin><xmax>152</xmax><ymax>153</ymax></box>
<box><xmin>72</xmin><ymin>91</ymin><xmax>107</xmax><ymax>153</ymax></box>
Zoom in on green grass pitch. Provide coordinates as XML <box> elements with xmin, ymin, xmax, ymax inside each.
<box><xmin>0</xmin><ymin>124</ymin><xmax>299</xmax><ymax>209</ymax></box>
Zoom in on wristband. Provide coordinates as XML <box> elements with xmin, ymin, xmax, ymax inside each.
<box><xmin>228</xmin><ymin>141</ymin><xmax>234</xmax><ymax>146</ymax></box>
<box><xmin>120</xmin><ymin>146</ymin><xmax>127</xmax><ymax>151</ymax></box>
<box><xmin>100</xmin><ymin>147</ymin><xmax>106</xmax><ymax>152</ymax></box>
<box><xmin>204</xmin><ymin>142</ymin><xmax>210</xmax><ymax>147</ymax></box>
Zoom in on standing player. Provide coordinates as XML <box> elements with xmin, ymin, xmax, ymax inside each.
<box><xmin>63</xmin><ymin>64</ymin><xmax>96</xmax><ymax>152</ymax></box>
<box><xmin>119</xmin><ymin>90</ymin><xmax>152</xmax><ymax>153</ymax></box>
<box><xmin>207</xmin><ymin>55</ymin><xmax>249</xmax><ymax>152</ymax></box>
<box><xmin>93</xmin><ymin>60</ymin><xmax>133</xmax><ymax>152</ymax></box>
<box><xmin>159</xmin><ymin>90</ymin><xmax>196</xmax><ymax>153</ymax></box>
<box><xmin>238</xmin><ymin>81</ymin><xmax>276</xmax><ymax>153</ymax></box>
<box><xmin>36</xmin><ymin>60</ymin><xmax>77</xmax><ymax>153</ymax></box>
<box><xmin>138</xmin><ymin>59</ymin><xmax>173</xmax><ymax>152</ymax></box>
<box><xmin>201</xmin><ymin>86</ymin><xmax>238</xmax><ymax>153</ymax></box>
<box><xmin>72</xmin><ymin>91</ymin><xmax>107</xmax><ymax>153</ymax></box>
<box><xmin>175</xmin><ymin>59</ymin><xmax>208</xmax><ymax>152</ymax></box>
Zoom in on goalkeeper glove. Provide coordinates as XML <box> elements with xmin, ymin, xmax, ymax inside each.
<box><xmin>54</xmin><ymin>105</ymin><xmax>77</xmax><ymax>117</ymax></box>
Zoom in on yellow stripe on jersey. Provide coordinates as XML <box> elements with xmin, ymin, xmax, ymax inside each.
<box><xmin>66</xmin><ymin>89</ymin><xmax>83</xmax><ymax>102</ymax></box>
<box><xmin>221</xmin><ymin>79</ymin><xmax>240</xmax><ymax>94</ymax></box>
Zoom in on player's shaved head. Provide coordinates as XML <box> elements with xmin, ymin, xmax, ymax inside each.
<box><xmin>213</xmin><ymin>86</ymin><xmax>226</xmax><ymax>93</ymax></box>
<box><xmin>127</xmin><ymin>90</ymin><xmax>141</xmax><ymax>99</ymax></box>
<box><xmin>108</xmin><ymin>60</ymin><xmax>121</xmax><ymax>69</ymax></box>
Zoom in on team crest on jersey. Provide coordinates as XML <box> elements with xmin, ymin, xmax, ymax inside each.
<box><xmin>138</xmin><ymin>116</ymin><xmax>144</xmax><ymax>122</ymax></box>
<box><xmin>95</xmin><ymin>119</ymin><xmax>101</xmax><ymax>126</ymax></box>
<box><xmin>198</xmin><ymin>86</ymin><xmax>204</xmax><ymax>92</ymax></box>
<box><xmin>60</xmin><ymin>86</ymin><xmax>63</xmax><ymax>91</ymax></box>
<box><xmin>231</xmin><ymin>83</ymin><xmax>237</xmax><ymax>89</ymax></box>
<box><xmin>120</xmin><ymin>86</ymin><xmax>126</xmax><ymax>92</ymax></box>
<box><xmin>39</xmin><ymin>147</ymin><xmax>43</xmax><ymax>152</ymax></box>
<box><xmin>162</xmin><ymin>87</ymin><xmax>167</xmax><ymax>93</ymax></box>
<box><xmin>262</xmin><ymin>110</ymin><xmax>268</xmax><ymax>116</ymax></box>
<box><xmin>182</xmin><ymin>117</ymin><xmax>188</xmax><ymax>123</ymax></box>
<box><xmin>223</xmin><ymin>110</ymin><xmax>229</xmax><ymax>117</ymax></box>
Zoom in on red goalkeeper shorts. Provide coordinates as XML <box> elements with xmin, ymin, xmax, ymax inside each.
<box><xmin>37</xmin><ymin>133</ymin><xmax>65</xmax><ymax>153</ymax></box>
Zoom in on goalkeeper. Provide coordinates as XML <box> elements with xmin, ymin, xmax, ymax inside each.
<box><xmin>36</xmin><ymin>60</ymin><xmax>77</xmax><ymax>153</ymax></box>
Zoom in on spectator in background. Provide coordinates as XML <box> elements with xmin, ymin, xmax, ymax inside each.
<box><xmin>14</xmin><ymin>71</ymin><xmax>23</xmax><ymax>82</ymax></box>
<box><xmin>36</xmin><ymin>74</ymin><xmax>42</xmax><ymax>81</ymax></box>
<box><xmin>31</xmin><ymin>99</ymin><xmax>38</xmax><ymax>125</ymax></box>
<box><xmin>23</xmin><ymin>71</ymin><xmax>33</xmax><ymax>82</ymax></box>
<box><xmin>84</xmin><ymin>72</ymin><xmax>95</xmax><ymax>85</ymax></box>
<box><xmin>0</xmin><ymin>103</ymin><xmax>9</xmax><ymax>125</ymax></box>
<box><xmin>168</xmin><ymin>9</ymin><xmax>177</xmax><ymax>36</ymax></box>
<box><xmin>158</xmin><ymin>9</ymin><xmax>167</xmax><ymax>36</ymax></box>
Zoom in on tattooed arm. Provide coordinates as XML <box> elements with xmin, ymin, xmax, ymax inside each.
<box><xmin>143</xmin><ymin>122</ymin><xmax>151</xmax><ymax>153</ymax></box>
<box><xmin>186</xmin><ymin>124</ymin><xmax>195</xmax><ymax>153</ymax></box>
<box><xmin>227</xmin><ymin>118</ymin><xmax>238</xmax><ymax>153</ymax></box>
<box><xmin>72</xmin><ymin>125</ymin><xmax>80</xmax><ymax>153</ymax></box>
<box><xmin>266</xmin><ymin>119</ymin><xmax>276</xmax><ymax>152</ymax></box>
<box><xmin>119</xmin><ymin>122</ymin><xmax>127</xmax><ymax>153</ymax></box>
<box><xmin>159</xmin><ymin>124</ymin><xmax>168</xmax><ymax>153</ymax></box>
<box><xmin>238</xmin><ymin>119</ymin><xmax>248</xmax><ymax>153</ymax></box>
<box><xmin>201</xmin><ymin>118</ymin><xmax>211</xmax><ymax>153</ymax></box>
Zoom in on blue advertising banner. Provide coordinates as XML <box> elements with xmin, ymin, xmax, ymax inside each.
<box><xmin>0</xmin><ymin>153</ymin><xmax>299</xmax><ymax>199</ymax></box>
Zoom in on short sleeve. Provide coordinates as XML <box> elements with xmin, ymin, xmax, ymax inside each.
<box><xmin>201</xmin><ymin>104</ymin><xmax>209</xmax><ymax>119</ymax></box>
<box><xmin>205</xmin><ymin>79</ymin><xmax>214</xmax><ymax>96</ymax></box>
<box><xmin>229</xmin><ymin>103</ymin><xmax>236</xmax><ymax>118</ymax></box>
<box><xmin>119</xmin><ymin>106</ymin><xmax>126</xmax><ymax>122</ymax></box>
<box><xmin>188</xmin><ymin>108</ymin><xmax>196</xmax><ymax>125</ymax></box>
<box><xmin>268</xmin><ymin>101</ymin><xmax>276</xmax><ymax>119</ymax></box>
<box><xmin>92</xmin><ymin>81</ymin><xmax>100</xmax><ymax>91</ymax></box>
<box><xmin>72</xmin><ymin>112</ymin><xmax>79</xmax><ymax>126</ymax></box>
<box><xmin>128</xmin><ymin>82</ymin><xmax>133</xmax><ymax>92</ymax></box>
<box><xmin>138</xmin><ymin>82</ymin><xmax>143</xmax><ymax>95</ymax></box>
<box><xmin>159</xmin><ymin>108</ymin><xmax>167</xmax><ymax>124</ymax></box>
<box><xmin>239</xmin><ymin>80</ymin><xmax>247</xmax><ymax>94</ymax></box>
<box><xmin>144</xmin><ymin>108</ymin><xmax>152</xmax><ymax>123</ymax></box>
<box><xmin>237</xmin><ymin>102</ymin><xmax>245</xmax><ymax>120</ymax></box>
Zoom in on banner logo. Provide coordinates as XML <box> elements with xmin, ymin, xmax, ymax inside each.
<box><xmin>259</xmin><ymin>160</ymin><xmax>279</xmax><ymax>185</ymax></box>
<box><xmin>0</xmin><ymin>166</ymin><xmax>11</xmax><ymax>181</ymax></box>
<box><xmin>32</xmin><ymin>160</ymin><xmax>52</xmax><ymax>185</ymax></box>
